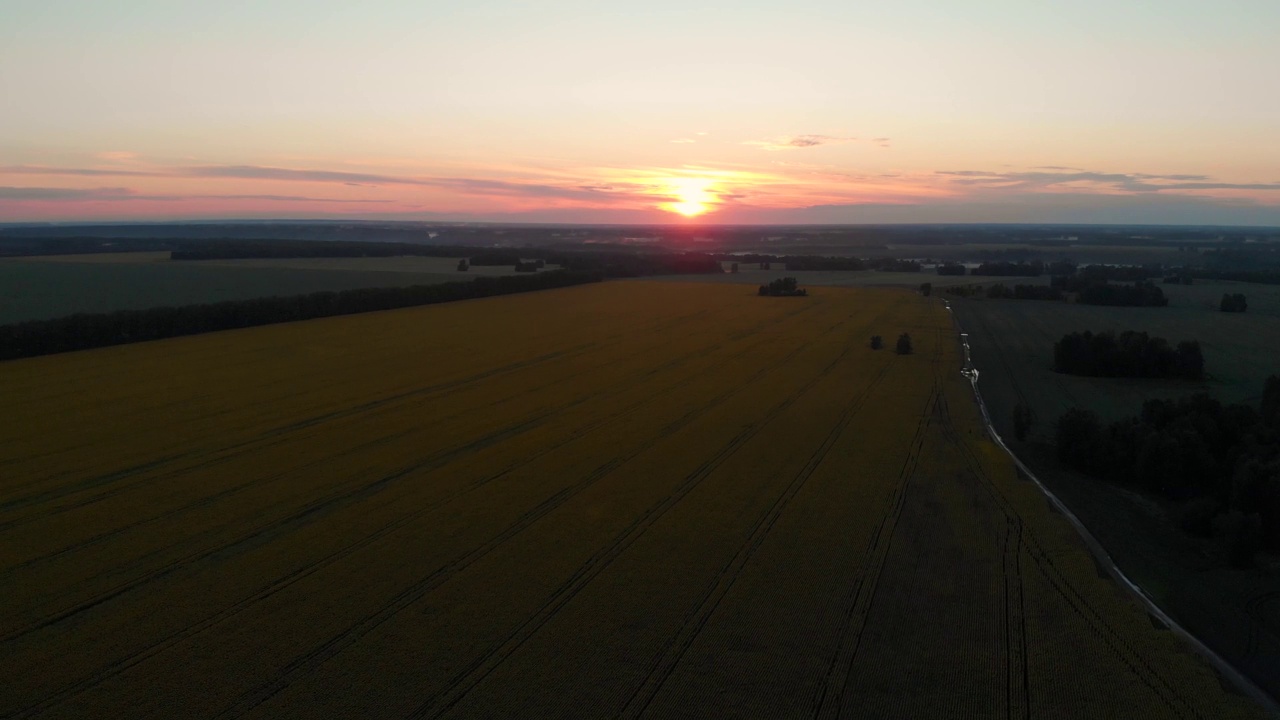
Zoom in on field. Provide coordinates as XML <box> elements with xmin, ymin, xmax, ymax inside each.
<box><xmin>0</xmin><ymin>281</ymin><xmax>1266</xmax><ymax>718</ymax></box>
<box><xmin>951</xmin><ymin>278</ymin><xmax>1280</xmax><ymax>437</ymax></box>
<box><xmin>950</xmin><ymin>283</ymin><xmax>1280</xmax><ymax>702</ymax></box>
<box><xmin>0</xmin><ymin>254</ymin><xmax>531</xmax><ymax>324</ymax></box>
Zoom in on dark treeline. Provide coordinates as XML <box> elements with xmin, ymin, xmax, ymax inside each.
<box><xmin>1076</xmin><ymin>264</ymin><xmax>1159</xmax><ymax>282</ymax></box>
<box><xmin>1056</xmin><ymin>378</ymin><xmax>1280</xmax><ymax>562</ymax></box>
<box><xmin>1076</xmin><ymin>280</ymin><xmax>1168</xmax><ymax>307</ymax></box>
<box><xmin>0</xmin><ymin>271</ymin><xmax>602</xmax><ymax>361</ymax></box>
<box><xmin>937</xmin><ymin>263</ymin><xmax>968</xmax><ymax>276</ymax></box>
<box><xmin>758</xmin><ymin>277</ymin><xmax>807</xmax><ymax>297</ymax></box>
<box><xmin>1221</xmin><ymin>293</ymin><xmax>1248</xmax><ymax>313</ymax></box>
<box><xmin>971</xmin><ymin>261</ymin><xmax>1044</xmax><ymax>276</ymax></box>
<box><xmin>868</xmin><ymin>258</ymin><xmax>922</xmax><ymax>272</ymax></box>
<box><xmin>1050</xmin><ymin>276</ymin><xmax>1168</xmax><ymax>306</ymax></box>
<box><xmin>984</xmin><ymin>283</ymin><xmax>1064</xmax><ymax>301</ymax></box>
<box><xmin>1053</xmin><ymin>330</ymin><xmax>1204</xmax><ymax>379</ymax></box>
<box><xmin>778</xmin><ymin>255</ymin><xmax>867</xmax><ymax>271</ymax></box>
<box><xmin>467</xmin><ymin>251</ymin><xmax>526</xmax><ymax>266</ymax></box>
<box><xmin>557</xmin><ymin>251</ymin><xmax>722</xmax><ymax>277</ymax></box>
<box><xmin>171</xmin><ymin>240</ymin><xmax>475</xmax><ymax>261</ymax></box>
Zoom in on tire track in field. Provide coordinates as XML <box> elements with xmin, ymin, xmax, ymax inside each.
<box><xmin>0</xmin><ymin>305</ymin><xmax>718</xmax><ymax>511</ymax></box>
<box><xmin>408</xmin><ymin>331</ymin><xmax>865</xmax><ymax>720</ymax></box>
<box><xmin>812</xmin><ymin>299</ymin><xmax>943</xmax><ymax>719</ymax></box>
<box><xmin>9</xmin><ymin>304</ymin><xmax>836</xmax><ymax>719</ymax></box>
<box><xmin>617</xmin><ymin>347</ymin><xmax>895</xmax><ymax>719</ymax></box>
<box><xmin>216</xmin><ymin>313</ymin><xmax>847</xmax><ymax>720</ymax></box>
<box><xmin>932</xmin><ymin>306</ymin><xmax>1034</xmax><ymax>719</ymax></box>
<box><xmin>809</xmin><ymin>383</ymin><xmax>936</xmax><ymax>720</ymax></box>
<box><xmin>0</xmin><ymin>312</ymin><xmax>773</xmax><ymax>645</ymax></box>
<box><xmin>0</xmin><ymin>345</ymin><xmax>591</xmax><ymax>517</ymax></box>
<box><xmin>933</xmin><ymin>387</ymin><xmax>1031</xmax><ymax>720</ymax></box>
<box><xmin>946</xmin><ymin>302</ymin><xmax>1221</xmax><ymax>718</ymax></box>
<box><xmin>940</xmin><ymin>381</ymin><xmax>1204</xmax><ymax>720</ymax></box>
<box><xmin>0</xmin><ymin>305</ymin><xmax>758</xmax><ymax>574</ymax></box>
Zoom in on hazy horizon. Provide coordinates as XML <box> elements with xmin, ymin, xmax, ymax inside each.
<box><xmin>3</xmin><ymin>1</ymin><xmax>1278</xmax><ymax>225</ymax></box>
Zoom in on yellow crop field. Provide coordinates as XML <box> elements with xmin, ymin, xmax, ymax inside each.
<box><xmin>0</xmin><ymin>281</ymin><xmax>1266</xmax><ymax>718</ymax></box>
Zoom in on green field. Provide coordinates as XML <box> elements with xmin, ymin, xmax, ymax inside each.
<box><xmin>0</xmin><ymin>281</ymin><xmax>1266</xmax><ymax>718</ymax></box>
<box><xmin>0</xmin><ymin>254</ymin><xmax>535</xmax><ymax>324</ymax></box>
<box><xmin>951</xmin><ymin>283</ymin><xmax>1280</xmax><ymax>703</ymax></box>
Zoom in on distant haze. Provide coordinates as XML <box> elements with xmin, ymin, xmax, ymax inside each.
<box><xmin>2</xmin><ymin>1</ymin><xmax>1278</xmax><ymax>225</ymax></box>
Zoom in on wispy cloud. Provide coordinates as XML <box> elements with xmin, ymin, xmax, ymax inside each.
<box><xmin>0</xmin><ymin>186</ymin><xmax>388</xmax><ymax>203</ymax></box>
<box><xmin>1</xmin><ymin>165</ymin><xmax>163</xmax><ymax>178</ymax></box>
<box><xmin>936</xmin><ymin>169</ymin><xmax>1280</xmax><ymax>193</ymax></box>
<box><xmin>0</xmin><ymin>186</ymin><xmax>136</xmax><ymax>200</ymax></box>
<box><xmin>746</xmin><ymin>134</ymin><xmax>861</xmax><ymax>151</ymax></box>
<box><xmin>178</xmin><ymin>165</ymin><xmax>433</xmax><ymax>186</ymax></box>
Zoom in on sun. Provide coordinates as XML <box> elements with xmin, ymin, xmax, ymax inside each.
<box><xmin>662</xmin><ymin>178</ymin><xmax>715</xmax><ymax>218</ymax></box>
<box><xmin>672</xmin><ymin>200</ymin><xmax>707</xmax><ymax>217</ymax></box>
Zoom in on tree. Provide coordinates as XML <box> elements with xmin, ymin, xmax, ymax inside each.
<box><xmin>1220</xmin><ymin>293</ymin><xmax>1247</xmax><ymax>312</ymax></box>
<box><xmin>870</xmin><ymin>335</ymin><xmax>883</xmax><ymax>350</ymax></box>
<box><xmin>730</xmin><ymin>262</ymin><xmax>739</xmax><ymax>274</ymax></box>
<box><xmin>457</xmin><ymin>259</ymin><xmax>469</xmax><ymax>271</ymax></box>
<box><xmin>759</xmin><ymin>277</ymin><xmax>807</xmax><ymax>297</ymax></box>
<box><xmin>919</xmin><ymin>282</ymin><xmax>932</xmax><ymax>297</ymax></box>
<box><xmin>895</xmin><ymin>333</ymin><xmax>913</xmax><ymax>355</ymax></box>
<box><xmin>1013</xmin><ymin>402</ymin><xmax>1034</xmax><ymax>441</ymax></box>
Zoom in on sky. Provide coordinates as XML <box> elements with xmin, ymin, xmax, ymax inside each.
<box><xmin>2</xmin><ymin>0</ymin><xmax>1278</xmax><ymax>225</ymax></box>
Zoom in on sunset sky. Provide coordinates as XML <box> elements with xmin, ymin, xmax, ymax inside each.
<box><xmin>2</xmin><ymin>0</ymin><xmax>1278</xmax><ymax>225</ymax></box>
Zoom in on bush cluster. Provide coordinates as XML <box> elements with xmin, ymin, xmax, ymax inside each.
<box><xmin>1057</xmin><ymin>378</ymin><xmax>1280</xmax><ymax>563</ymax></box>
<box><xmin>758</xmin><ymin>277</ymin><xmax>808</xmax><ymax>297</ymax></box>
<box><xmin>1053</xmin><ymin>331</ymin><xmax>1203</xmax><ymax>380</ymax></box>
<box><xmin>1220</xmin><ymin>293</ymin><xmax>1248</xmax><ymax>313</ymax></box>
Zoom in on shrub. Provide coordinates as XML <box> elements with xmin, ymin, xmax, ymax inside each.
<box><xmin>895</xmin><ymin>333</ymin><xmax>913</xmax><ymax>355</ymax></box>
<box><xmin>870</xmin><ymin>335</ymin><xmax>883</xmax><ymax>350</ymax></box>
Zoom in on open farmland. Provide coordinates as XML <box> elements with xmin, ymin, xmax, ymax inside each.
<box><xmin>951</xmin><ymin>287</ymin><xmax>1280</xmax><ymax>701</ymax></box>
<box><xmin>0</xmin><ymin>281</ymin><xmax>1266</xmax><ymax>718</ymax></box>
<box><xmin>0</xmin><ymin>253</ymin><xmax>531</xmax><ymax>324</ymax></box>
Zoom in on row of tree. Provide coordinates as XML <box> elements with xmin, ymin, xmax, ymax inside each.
<box><xmin>1056</xmin><ymin>379</ymin><xmax>1280</xmax><ymax>562</ymax></box>
<box><xmin>1053</xmin><ymin>330</ymin><xmax>1204</xmax><ymax>379</ymax></box>
<box><xmin>758</xmin><ymin>277</ymin><xmax>808</xmax><ymax>297</ymax></box>
<box><xmin>1220</xmin><ymin>293</ymin><xmax>1248</xmax><ymax>313</ymax></box>
<box><xmin>983</xmin><ymin>283</ymin><xmax>1064</xmax><ymax>301</ymax></box>
<box><xmin>0</xmin><ymin>270</ymin><xmax>602</xmax><ymax>361</ymax></box>
<box><xmin>1070</xmin><ymin>280</ymin><xmax>1169</xmax><ymax>307</ymax></box>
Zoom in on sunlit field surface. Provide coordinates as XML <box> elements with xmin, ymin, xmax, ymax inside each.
<box><xmin>0</xmin><ymin>282</ymin><xmax>1264</xmax><ymax>718</ymax></box>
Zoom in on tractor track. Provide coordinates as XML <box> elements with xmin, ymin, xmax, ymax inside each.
<box><xmin>407</xmin><ymin>323</ymin><xmax>869</xmax><ymax>720</ymax></box>
<box><xmin>617</xmin><ymin>344</ymin><xmax>896</xmax><ymax>719</ymax></box>
<box><xmin>4</xmin><ymin>304</ymin><xmax>834</xmax><ymax>719</ymax></box>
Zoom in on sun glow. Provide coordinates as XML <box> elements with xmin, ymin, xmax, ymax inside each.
<box><xmin>662</xmin><ymin>177</ymin><xmax>715</xmax><ymax>218</ymax></box>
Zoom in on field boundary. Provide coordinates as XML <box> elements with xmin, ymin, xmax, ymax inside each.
<box><xmin>946</xmin><ymin>300</ymin><xmax>1280</xmax><ymax>718</ymax></box>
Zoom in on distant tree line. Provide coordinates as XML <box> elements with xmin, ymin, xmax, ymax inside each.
<box><xmin>1053</xmin><ymin>330</ymin><xmax>1204</xmax><ymax>380</ymax></box>
<box><xmin>869</xmin><ymin>258</ymin><xmax>922</xmax><ymax>273</ymax></box>
<box><xmin>1048</xmin><ymin>276</ymin><xmax>1168</xmax><ymax>306</ymax></box>
<box><xmin>970</xmin><ymin>261</ymin><xmax>1044</xmax><ymax>276</ymax></box>
<box><xmin>1220</xmin><ymin>293</ymin><xmax>1248</xmax><ymax>313</ymax></box>
<box><xmin>0</xmin><ymin>270</ymin><xmax>602</xmax><ymax>361</ymax></box>
<box><xmin>759</xmin><ymin>277</ymin><xmax>807</xmax><ymax>297</ymax></box>
<box><xmin>983</xmin><ymin>283</ymin><xmax>1064</xmax><ymax>301</ymax></box>
<box><xmin>936</xmin><ymin>263</ymin><xmax>967</xmax><ymax>276</ymax></box>
<box><xmin>171</xmin><ymin>239</ymin><xmax>476</xmax><ymax>261</ymax></box>
<box><xmin>1056</xmin><ymin>378</ymin><xmax>1280</xmax><ymax>563</ymax></box>
<box><xmin>780</xmin><ymin>255</ymin><xmax>867</xmax><ymax>271</ymax></box>
<box><xmin>557</xmin><ymin>251</ymin><xmax>722</xmax><ymax>277</ymax></box>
